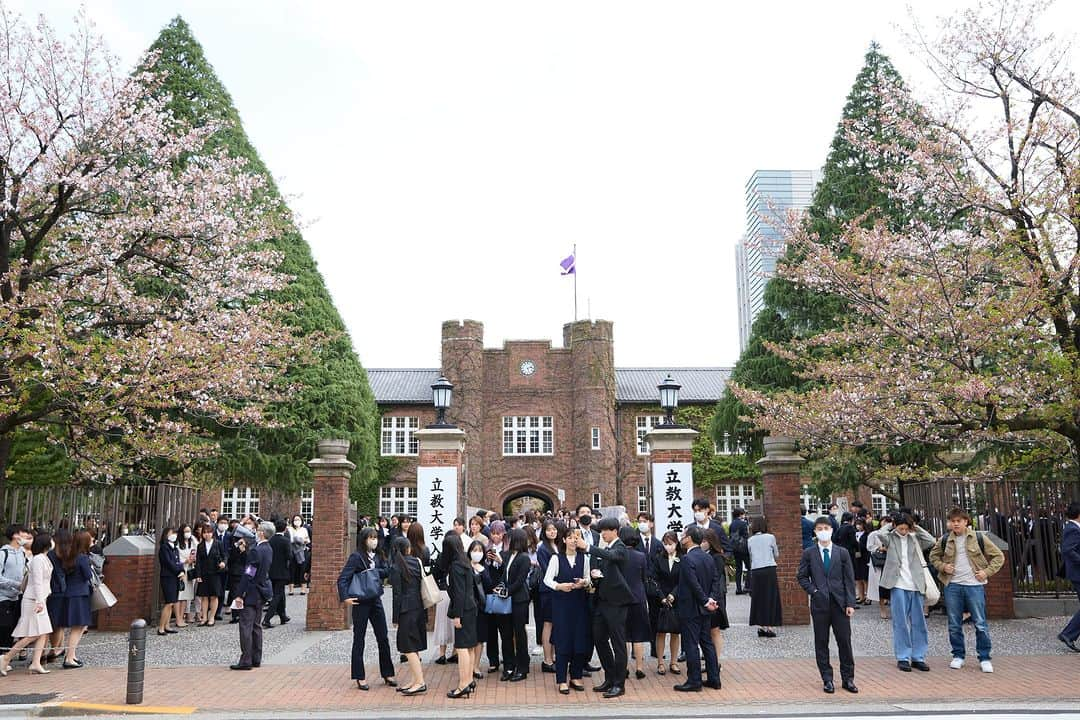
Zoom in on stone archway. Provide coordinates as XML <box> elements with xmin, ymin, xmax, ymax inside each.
<box><xmin>500</xmin><ymin>481</ymin><xmax>556</xmax><ymax>519</ymax></box>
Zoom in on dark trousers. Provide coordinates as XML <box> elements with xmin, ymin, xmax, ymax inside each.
<box><xmin>493</xmin><ymin>613</ymin><xmax>514</xmax><ymax>672</ymax></box>
<box><xmin>734</xmin><ymin>553</ymin><xmax>751</xmax><ymax>593</ymax></box>
<box><xmin>554</xmin><ymin>649</ymin><xmax>587</xmax><ymax>684</ymax></box>
<box><xmin>592</xmin><ymin>602</ymin><xmax>628</xmax><ymax>685</ymax></box>
<box><xmin>263</xmin><ymin>580</ymin><xmax>288</xmax><ymax>624</ymax></box>
<box><xmin>351</xmin><ymin>599</ymin><xmax>395</xmax><ymax>681</ymax></box>
<box><xmin>1062</xmin><ymin>581</ymin><xmax>1080</xmax><ymax>642</ymax></box>
<box><xmin>648</xmin><ymin>598</ymin><xmax>660</xmax><ymax>657</ymax></box>
<box><xmin>680</xmin><ymin>613</ymin><xmax>718</xmax><ymax>687</ymax></box>
<box><xmin>486</xmin><ymin>613</ymin><xmax>501</xmax><ymax>667</ymax></box>
<box><xmin>216</xmin><ymin>572</ymin><xmax>227</xmax><ymax>618</ymax></box>
<box><xmin>237</xmin><ymin>602</ymin><xmax>263</xmax><ymax>667</ymax></box>
<box><xmin>811</xmin><ymin>603</ymin><xmax>855</xmax><ymax>683</ymax></box>
<box><xmin>510</xmin><ymin>602</ymin><xmax>530</xmax><ymax>675</ymax></box>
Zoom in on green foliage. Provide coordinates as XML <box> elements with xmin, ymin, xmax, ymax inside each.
<box><xmin>713</xmin><ymin>44</ymin><xmax>930</xmax><ymax>498</ymax></box>
<box><xmin>142</xmin><ymin>18</ymin><xmax>379</xmax><ymax>498</ymax></box>
<box><xmin>4</xmin><ymin>428</ymin><xmax>75</xmax><ymax>486</ymax></box>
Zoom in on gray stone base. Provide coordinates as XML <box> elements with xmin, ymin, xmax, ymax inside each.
<box><xmin>1014</xmin><ymin>595</ymin><xmax>1080</xmax><ymax>618</ymax></box>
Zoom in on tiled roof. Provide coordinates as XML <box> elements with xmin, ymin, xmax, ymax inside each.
<box><xmin>369</xmin><ymin>367</ymin><xmax>732</xmax><ymax>404</ymax></box>
<box><xmin>614</xmin><ymin>367</ymin><xmax>731</xmax><ymax>403</ymax></box>
<box><xmin>367</xmin><ymin>369</ymin><xmax>442</xmax><ymax>404</ymax></box>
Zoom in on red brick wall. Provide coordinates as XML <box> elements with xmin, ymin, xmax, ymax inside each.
<box><xmin>305</xmin><ymin>465</ymin><xmax>352</xmax><ymax>631</ymax></box>
<box><xmin>986</xmin><ymin>546</ymin><xmax>1015</xmax><ymax>619</ymax></box>
<box><xmin>762</xmin><ymin>468</ymin><xmax>811</xmax><ymax>625</ymax></box>
<box><xmin>98</xmin><ymin>555</ymin><xmax>155</xmax><ymax>631</ymax></box>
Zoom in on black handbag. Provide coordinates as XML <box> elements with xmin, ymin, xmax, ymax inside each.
<box><xmin>656</xmin><ymin>604</ymin><xmax>680</xmax><ymax>634</ymax></box>
<box><xmin>0</xmin><ymin>599</ymin><xmax>20</xmax><ymax>627</ymax></box>
<box><xmin>348</xmin><ymin>567</ymin><xmax>383</xmax><ymax>601</ymax></box>
<box><xmin>870</xmin><ymin>549</ymin><xmax>887</xmax><ymax>569</ymax></box>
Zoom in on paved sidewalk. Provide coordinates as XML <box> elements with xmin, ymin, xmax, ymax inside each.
<box><xmin>0</xmin><ymin>655</ymin><xmax>1075</xmax><ymax>714</ymax></box>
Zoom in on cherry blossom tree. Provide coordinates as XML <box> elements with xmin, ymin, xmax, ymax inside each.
<box><xmin>0</xmin><ymin>7</ymin><xmax>295</xmax><ymax>484</ymax></box>
<box><xmin>732</xmin><ymin>0</ymin><xmax>1080</xmax><ymax>480</ymax></box>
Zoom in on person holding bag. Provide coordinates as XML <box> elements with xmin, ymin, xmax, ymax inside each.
<box><xmin>877</xmin><ymin>513</ymin><xmax>936</xmax><ymax>672</ymax></box>
<box><xmin>652</xmin><ymin>531</ymin><xmax>682</xmax><ymax>676</ymax></box>
<box><xmin>157</xmin><ymin>528</ymin><xmax>185</xmax><ymax>636</ymax></box>
<box><xmin>0</xmin><ymin>532</ymin><xmax>54</xmax><ymax>675</ymax></box>
<box><xmin>337</xmin><ymin>527</ymin><xmax>395</xmax><ymax>691</ymax></box>
<box><xmin>445</xmin><ymin>533</ymin><xmax>482</xmax><ymax>698</ymax></box>
<box><xmin>390</xmin><ymin>524</ymin><xmax>428</xmax><ymax>696</ymax></box>
<box><xmin>0</xmin><ymin>526</ymin><xmax>31</xmax><ymax>654</ymax></box>
<box><xmin>497</xmin><ymin>528</ymin><xmax>532</xmax><ymax>682</ymax></box>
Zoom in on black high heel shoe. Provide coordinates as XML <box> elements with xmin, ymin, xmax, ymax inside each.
<box><xmin>355</xmin><ymin>680</ymin><xmax>370</xmax><ymax>691</ymax></box>
<box><xmin>467</xmin><ymin>680</ymin><xmax>476</xmax><ymax>691</ymax></box>
<box><xmin>401</xmin><ymin>684</ymin><xmax>427</xmax><ymax>696</ymax></box>
<box><xmin>447</xmin><ymin>685</ymin><xmax>473</xmax><ymax>698</ymax></box>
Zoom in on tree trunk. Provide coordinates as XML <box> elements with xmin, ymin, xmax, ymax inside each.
<box><xmin>0</xmin><ymin>434</ymin><xmax>11</xmax><ymax>494</ymax></box>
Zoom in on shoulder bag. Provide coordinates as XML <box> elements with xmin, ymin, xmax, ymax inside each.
<box><xmin>918</xmin><ymin>552</ymin><xmax>941</xmax><ymax>605</ymax></box>
<box><xmin>348</xmin><ymin>566</ymin><xmax>384</xmax><ymax>602</ymax></box>
<box><xmin>484</xmin><ymin>581</ymin><xmax>512</xmax><ymax>615</ymax></box>
<box><xmin>89</xmin><ymin>564</ymin><xmax>118</xmax><ymax>612</ymax></box>
<box><xmin>419</xmin><ymin>563</ymin><xmax>441</xmax><ymax>609</ymax></box>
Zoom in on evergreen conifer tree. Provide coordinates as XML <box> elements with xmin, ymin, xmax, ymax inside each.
<box><xmin>141</xmin><ymin>18</ymin><xmax>379</xmax><ymax>500</ymax></box>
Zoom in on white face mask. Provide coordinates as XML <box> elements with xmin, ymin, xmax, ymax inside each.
<box><xmin>366</xmin><ymin>538</ymin><xmax>379</xmax><ymax>550</ymax></box>
<box><xmin>664</xmin><ymin>544</ymin><xmax>677</xmax><ymax>555</ymax></box>
<box><xmin>816</xmin><ymin>529</ymin><xmax>833</xmax><ymax>543</ymax></box>
<box><xmin>693</xmin><ymin>511</ymin><xmax>707</xmax><ymax>523</ymax></box>
<box><xmin>881</xmin><ymin>523</ymin><xmax>893</xmax><ymax>532</ymax></box>
<box><xmin>638</xmin><ymin>523</ymin><xmax>651</xmax><ymax>535</ymax></box>
<box><xmin>167</xmin><ymin>534</ymin><xmax>177</xmax><ymax>544</ymax></box>
<box><xmin>218</xmin><ymin>524</ymin><xmax>227</xmax><ymax>532</ymax></box>
<box><xmin>18</xmin><ymin>537</ymin><xmax>30</xmax><ymax>547</ymax></box>
<box><xmin>294</xmin><ymin>520</ymin><xmax>302</xmax><ymax>527</ymax></box>
<box><xmin>470</xmin><ymin>550</ymin><xmax>484</xmax><ymax>563</ymax></box>
<box><xmin>183</xmin><ymin>531</ymin><xmax>192</xmax><ymax>539</ymax></box>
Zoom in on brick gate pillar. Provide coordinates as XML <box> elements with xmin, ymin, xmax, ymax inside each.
<box><xmin>758</xmin><ymin>436</ymin><xmax>810</xmax><ymax>625</ymax></box>
<box><xmin>305</xmin><ymin>439</ymin><xmax>355</xmax><ymax>631</ymax></box>
<box><xmin>415</xmin><ymin>427</ymin><xmax>466</xmax><ymax>629</ymax></box>
<box><xmin>645</xmin><ymin>427</ymin><xmax>698</xmax><ymax>536</ymax></box>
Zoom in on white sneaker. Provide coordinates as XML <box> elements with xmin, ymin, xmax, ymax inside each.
<box><xmin>980</xmin><ymin>660</ymin><xmax>993</xmax><ymax>673</ymax></box>
<box><xmin>949</xmin><ymin>658</ymin><xmax>964</xmax><ymax>669</ymax></box>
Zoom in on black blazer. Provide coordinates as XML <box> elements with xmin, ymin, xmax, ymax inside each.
<box><xmin>237</xmin><ymin>540</ymin><xmax>273</xmax><ymax>604</ymax></box>
<box><xmin>159</xmin><ymin>543</ymin><xmax>183</xmax><ymax>579</ymax></box>
<box><xmin>267</xmin><ymin>533</ymin><xmax>292</xmax><ymax>581</ymax></box>
<box><xmin>500</xmin><ymin>551</ymin><xmax>532</xmax><ymax>604</ymax></box>
<box><xmin>675</xmin><ymin>547</ymin><xmax>721</xmax><ymax>618</ymax></box>
<box><xmin>336</xmin><ymin>551</ymin><xmax>389</xmax><ymax>603</ymax></box>
<box><xmin>1062</xmin><ymin>521</ymin><xmax>1080</xmax><ymax>584</ymax></box>
<box><xmin>652</xmin><ymin>553</ymin><xmax>681</xmax><ymax>599</ymax></box>
<box><xmin>390</xmin><ymin>556</ymin><xmax>423</xmax><ymax>623</ymax></box>
<box><xmin>633</xmin><ymin>535</ymin><xmax>663</xmax><ymax>569</ymax></box>
<box><xmin>623</xmin><ymin>546</ymin><xmax>648</xmax><ymax>606</ymax></box>
<box><xmin>797</xmin><ymin>544</ymin><xmax>857</xmax><ymax>613</ymax></box>
<box><xmin>834</xmin><ymin>523</ymin><xmax>858</xmax><ymax>559</ymax></box>
<box><xmin>586</xmin><ymin>539</ymin><xmax>634</xmax><ymax>606</ymax></box>
<box><xmin>729</xmin><ymin>518</ymin><xmax>750</xmax><ymax>554</ymax></box>
<box><xmin>447</xmin><ymin>561</ymin><xmax>483</xmax><ymax>619</ymax></box>
<box><xmin>195</xmin><ymin>539</ymin><xmax>225</xmax><ymax>581</ymax></box>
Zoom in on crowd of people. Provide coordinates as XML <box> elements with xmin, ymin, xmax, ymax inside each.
<box><xmin>337</xmin><ymin>499</ymin><xmax>1080</xmax><ymax>698</ymax></box>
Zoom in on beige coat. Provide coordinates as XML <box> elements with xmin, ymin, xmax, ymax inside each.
<box><xmin>928</xmin><ymin>528</ymin><xmax>1004</xmax><ymax>586</ymax></box>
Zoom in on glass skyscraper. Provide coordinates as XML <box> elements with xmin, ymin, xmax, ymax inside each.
<box><xmin>735</xmin><ymin>169</ymin><xmax>822</xmax><ymax>352</ymax></box>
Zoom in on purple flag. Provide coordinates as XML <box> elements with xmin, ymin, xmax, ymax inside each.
<box><xmin>560</xmin><ymin>252</ymin><xmax>576</xmax><ymax>275</ymax></box>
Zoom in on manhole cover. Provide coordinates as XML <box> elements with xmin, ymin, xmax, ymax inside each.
<box><xmin>0</xmin><ymin>693</ymin><xmax>56</xmax><ymax>704</ymax></box>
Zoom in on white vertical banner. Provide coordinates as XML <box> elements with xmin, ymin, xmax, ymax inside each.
<box><xmin>417</xmin><ymin>466</ymin><xmax>458</xmax><ymax>561</ymax></box>
<box><xmin>652</xmin><ymin>462</ymin><xmax>693</xmax><ymax>536</ymax></box>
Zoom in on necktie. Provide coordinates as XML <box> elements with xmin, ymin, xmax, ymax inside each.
<box><xmin>824</xmin><ymin>548</ymin><xmax>831</xmax><ymax>574</ymax></box>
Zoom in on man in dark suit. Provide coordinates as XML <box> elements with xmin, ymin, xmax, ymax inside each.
<box><xmin>577</xmin><ymin>504</ymin><xmax>601</xmax><ymax>548</ymax></box>
<box><xmin>231</xmin><ymin>522</ymin><xmax>274</xmax><ymax>671</ymax></box>
<box><xmin>262</xmin><ymin>519</ymin><xmax>292</xmax><ymax>628</ymax></box>
<box><xmin>797</xmin><ymin>516</ymin><xmax>858</xmax><ymax>694</ymax></box>
<box><xmin>729</xmin><ymin>508</ymin><xmax>751</xmax><ymax>595</ymax></box>
<box><xmin>690</xmin><ymin>497</ymin><xmax>732</xmax><ymax>554</ymax></box>
<box><xmin>575</xmin><ymin>516</ymin><xmax>633</xmax><ymax>698</ymax></box>
<box><xmin>672</xmin><ymin>525</ymin><xmax>722</xmax><ymax>692</ymax></box>
<box><xmin>635</xmin><ymin>512</ymin><xmax>662</xmax><ymax>658</ymax></box>
<box><xmin>801</xmin><ymin>506</ymin><xmax>815</xmax><ymax>550</ymax></box>
<box><xmin>1058</xmin><ymin>502</ymin><xmax>1080</xmax><ymax>652</ymax></box>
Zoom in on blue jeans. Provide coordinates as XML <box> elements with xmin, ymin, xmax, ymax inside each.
<box><xmin>889</xmin><ymin>588</ymin><xmax>928</xmax><ymax>662</ymax></box>
<box><xmin>944</xmin><ymin>582</ymin><xmax>991</xmax><ymax>661</ymax></box>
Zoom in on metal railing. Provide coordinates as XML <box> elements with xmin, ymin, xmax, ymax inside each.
<box><xmin>904</xmin><ymin>477</ymin><xmax>1080</xmax><ymax>597</ymax></box>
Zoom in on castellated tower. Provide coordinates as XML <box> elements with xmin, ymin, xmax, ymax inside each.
<box><xmin>564</xmin><ymin>320</ymin><xmax>618</xmax><ymax>508</ymax></box>
<box><xmin>441</xmin><ymin>320</ymin><xmax>485</xmax><ymax>505</ymax></box>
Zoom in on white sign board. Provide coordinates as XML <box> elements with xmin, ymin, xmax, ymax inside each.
<box><xmin>651</xmin><ymin>462</ymin><xmax>693</xmax><ymax>535</ymax></box>
<box><xmin>417</xmin><ymin>466</ymin><xmax>458</xmax><ymax>562</ymax></box>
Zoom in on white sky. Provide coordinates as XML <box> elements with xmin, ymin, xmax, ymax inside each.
<box><xmin>15</xmin><ymin>1</ymin><xmax>1080</xmax><ymax>369</ymax></box>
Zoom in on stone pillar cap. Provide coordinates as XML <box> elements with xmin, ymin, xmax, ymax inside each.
<box><xmin>756</xmin><ymin>435</ymin><xmax>804</xmax><ymax>471</ymax></box>
<box><xmin>416</xmin><ymin>426</ymin><xmax>467</xmax><ymax>453</ymax></box>
<box><xmin>644</xmin><ymin>426</ymin><xmax>698</xmax><ymax>452</ymax></box>
<box><xmin>309</xmin><ymin>438</ymin><xmax>356</xmax><ymax>470</ymax></box>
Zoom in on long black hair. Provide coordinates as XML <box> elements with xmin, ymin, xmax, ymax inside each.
<box><xmin>357</xmin><ymin>527</ymin><xmax>384</xmax><ymax>559</ymax></box>
<box><xmin>442</xmin><ymin>531</ymin><xmax>468</xmax><ymax>567</ymax></box>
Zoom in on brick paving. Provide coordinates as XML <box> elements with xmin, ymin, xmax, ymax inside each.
<box><xmin>0</xmin><ymin>655</ymin><xmax>1075</xmax><ymax>713</ymax></box>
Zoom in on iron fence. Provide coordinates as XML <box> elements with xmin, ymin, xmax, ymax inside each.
<box><xmin>903</xmin><ymin>477</ymin><xmax>1080</xmax><ymax>597</ymax></box>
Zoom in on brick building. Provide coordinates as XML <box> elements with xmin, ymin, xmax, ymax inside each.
<box><xmin>368</xmin><ymin>319</ymin><xmax>745</xmax><ymax>518</ymax></box>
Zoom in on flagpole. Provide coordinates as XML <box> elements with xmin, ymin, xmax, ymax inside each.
<box><xmin>573</xmin><ymin>243</ymin><xmax>578</xmax><ymax>323</ymax></box>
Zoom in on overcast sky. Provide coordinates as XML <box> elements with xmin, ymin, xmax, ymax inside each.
<box><xmin>15</xmin><ymin>1</ymin><xmax>1079</xmax><ymax>370</ymax></box>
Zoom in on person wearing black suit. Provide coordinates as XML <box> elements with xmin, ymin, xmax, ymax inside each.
<box><xmin>445</xmin><ymin>532</ymin><xmax>483</xmax><ymax>698</ymax></box>
<box><xmin>634</xmin><ymin>512</ymin><xmax>662</xmax><ymax>659</ymax></box>
<box><xmin>231</xmin><ymin>522</ymin><xmax>274</xmax><ymax>671</ymax></box>
<box><xmin>575</xmin><ymin>505</ymin><xmax>601</xmax><ymax>550</ymax></box>
<box><xmin>652</xmin><ymin>532</ymin><xmax>683</xmax><ymax>675</ymax></box>
<box><xmin>497</xmin><ymin>528</ymin><xmax>533</xmax><ymax>682</ymax></box>
<box><xmin>690</xmin><ymin>498</ymin><xmax>733</xmax><ymax>554</ymax></box>
<box><xmin>729</xmin><ymin>508</ymin><xmax>751</xmax><ymax>595</ymax></box>
<box><xmin>262</xmin><ymin>519</ymin><xmax>292</xmax><ymax>628</ymax></box>
<box><xmin>797</xmin><ymin>516</ymin><xmax>858</xmax><ymax>694</ymax></box>
<box><xmin>1058</xmin><ymin>502</ymin><xmax>1080</xmax><ymax>652</ymax></box>
<box><xmin>391</xmin><ymin>524</ymin><xmax>429</xmax><ymax>696</ymax></box>
<box><xmin>194</xmin><ymin>523</ymin><xmax>226</xmax><ymax>626</ymax></box>
<box><xmin>337</xmin><ymin>527</ymin><xmax>396</xmax><ymax>690</ymax></box>
<box><xmin>672</xmin><ymin>525</ymin><xmax>721</xmax><ymax>692</ymax></box>
<box><xmin>620</xmin><ymin>526</ymin><xmax>651</xmax><ymax>680</ymax></box>
<box><xmin>574</xmin><ymin>516</ymin><xmax>633</xmax><ymax>698</ymax></box>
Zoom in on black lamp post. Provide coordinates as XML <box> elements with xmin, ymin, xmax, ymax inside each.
<box><xmin>430</xmin><ymin>376</ymin><xmax>454</xmax><ymax>428</ymax></box>
<box><xmin>658</xmin><ymin>373</ymin><xmax>680</xmax><ymax>426</ymax></box>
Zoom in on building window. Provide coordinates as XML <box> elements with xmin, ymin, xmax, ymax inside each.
<box><xmin>381</xmin><ymin>416</ymin><xmax>419</xmax><ymax>456</ymax></box>
<box><xmin>715</xmin><ymin>484</ymin><xmax>756</xmax><ymax>522</ymax></box>
<box><xmin>300</xmin><ymin>488</ymin><xmax>314</xmax><ymax>522</ymax></box>
<box><xmin>591</xmin><ymin>427</ymin><xmax>600</xmax><ymax>450</ymax></box>
<box><xmin>221</xmin><ymin>487</ymin><xmax>259</xmax><ymax>519</ymax></box>
<box><xmin>636</xmin><ymin>415</ymin><xmax>664</xmax><ymax>455</ymax></box>
<box><xmin>379</xmin><ymin>485</ymin><xmax>418</xmax><ymax>518</ymax></box>
<box><xmin>592</xmin><ymin>492</ymin><xmax>602</xmax><ymax>510</ymax></box>
<box><xmin>502</xmin><ymin>416</ymin><xmax>554</xmax><ymax>456</ymax></box>
<box><xmin>637</xmin><ymin>486</ymin><xmax>649</xmax><ymax>513</ymax></box>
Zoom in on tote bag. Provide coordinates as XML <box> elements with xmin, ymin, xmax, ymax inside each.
<box><xmin>920</xmin><ymin>556</ymin><xmax>941</xmax><ymax>605</ymax></box>
<box><xmin>419</xmin><ymin>564</ymin><xmax>441</xmax><ymax>609</ymax></box>
<box><xmin>348</xmin><ymin>567</ymin><xmax>383</xmax><ymax>602</ymax></box>
<box><xmin>484</xmin><ymin>582</ymin><xmax>512</xmax><ymax>615</ymax></box>
<box><xmin>656</xmin><ymin>605</ymin><xmax>680</xmax><ymax>634</ymax></box>
<box><xmin>89</xmin><ymin>564</ymin><xmax>118</xmax><ymax>612</ymax></box>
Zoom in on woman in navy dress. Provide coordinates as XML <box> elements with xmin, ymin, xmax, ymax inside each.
<box><xmin>535</xmin><ymin>520</ymin><xmax>563</xmax><ymax>674</ymax></box>
<box><xmin>54</xmin><ymin>530</ymin><xmax>93</xmax><ymax>668</ymax></box>
<box><xmin>336</xmin><ymin>527</ymin><xmax>395</xmax><ymax>690</ymax></box>
<box><xmin>44</xmin><ymin>529</ymin><xmax>70</xmax><ymax>664</ymax></box>
<box><xmin>543</xmin><ymin>527</ymin><xmax>592</xmax><ymax>695</ymax></box>
<box><xmin>157</xmin><ymin>527</ymin><xmax>184</xmax><ymax>636</ymax></box>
